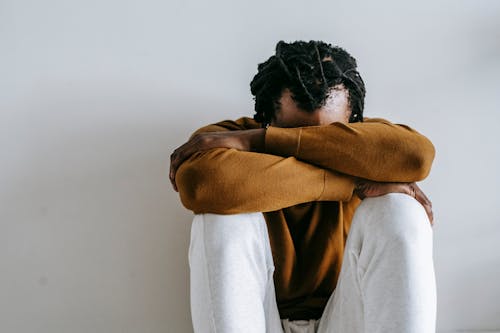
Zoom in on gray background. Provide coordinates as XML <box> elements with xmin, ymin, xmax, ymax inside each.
<box><xmin>1</xmin><ymin>0</ymin><xmax>499</xmax><ymax>332</ymax></box>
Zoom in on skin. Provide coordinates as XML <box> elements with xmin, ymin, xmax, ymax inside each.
<box><xmin>272</xmin><ymin>86</ymin><xmax>351</xmax><ymax>127</ymax></box>
<box><xmin>169</xmin><ymin>85</ymin><xmax>434</xmax><ymax>225</ymax></box>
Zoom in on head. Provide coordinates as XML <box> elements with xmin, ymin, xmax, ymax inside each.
<box><xmin>250</xmin><ymin>40</ymin><xmax>366</xmax><ymax>128</ymax></box>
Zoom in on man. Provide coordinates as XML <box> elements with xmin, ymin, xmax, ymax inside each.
<box><xmin>170</xmin><ymin>40</ymin><xmax>436</xmax><ymax>333</ymax></box>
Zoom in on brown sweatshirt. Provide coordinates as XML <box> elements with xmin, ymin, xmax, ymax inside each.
<box><xmin>175</xmin><ymin>116</ymin><xmax>435</xmax><ymax>320</ymax></box>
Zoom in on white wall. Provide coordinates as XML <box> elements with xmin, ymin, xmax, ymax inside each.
<box><xmin>1</xmin><ymin>0</ymin><xmax>499</xmax><ymax>332</ymax></box>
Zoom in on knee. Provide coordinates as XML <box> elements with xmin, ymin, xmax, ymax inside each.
<box><xmin>190</xmin><ymin>212</ymin><xmax>273</xmax><ymax>274</ymax></box>
<box><xmin>353</xmin><ymin>193</ymin><xmax>432</xmax><ymax>246</ymax></box>
<box><xmin>191</xmin><ymin>212</ymin><xmax>267</xmax><ymax>253</ymax></box>
<box><xmin>195</xmin><ymin>212</ymin><xmax>265</xmax><ymax>237</ymax></box>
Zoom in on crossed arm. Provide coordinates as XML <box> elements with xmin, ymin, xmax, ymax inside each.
<box><xmin>170</xmin><ymin>117</ymin><xmax>435</xmax><ymax>223</ymax></box>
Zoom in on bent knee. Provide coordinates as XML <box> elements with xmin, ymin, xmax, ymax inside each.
<box><xmin>190</xmin><ymin>212</ymin><xmax>273</xmax><ymax>272</ymax></box>
<box><xmin>353</xmin><ymin>193</ymin><xmax>432</xmax><ymax>244</ymax></box>
<box><xmin>194</xmin><ymin>212</ymin><xmax>266</xmax><ymax>236</ymax></box>
<box><xmin>191</xmin><ymin>212</ymin><xmax>268</xmax><ymax>251</ymax></box>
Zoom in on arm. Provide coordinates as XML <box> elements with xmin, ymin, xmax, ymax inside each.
<box><xmin>171</xmin><ymin>118</ymin><xmax>355</xmax><ymax>214</ymax></box>
<box><xmin>171</xmin><ymin>117</ymin><xmax>435</xmax><ymax>215</ymax></box>
<box><xmin>264</xmin><ymin>117</ymin><xmax>435</xmax><ymax>182</ymax></box>
<box><xmin>175</xmin><ymin>117</ymin><xmax>435</xmax><ymax>183</ymax></box>
<box><xmin>176</xmin><ymin>148</ymin><xmax>355</xmax><ymax>214</ymax></box>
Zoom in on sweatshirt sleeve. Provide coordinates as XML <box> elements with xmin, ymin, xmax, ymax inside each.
<box><xmin>264</xmin><ymin>117</ymin><xmax>435</xmax><ymax>182</ymax></box>
<box><xmin>175</xmin><ymin>117</ymin><xmax>355</xmax><ymax>214</ymax></box>
<box><xmin>176</xmin><ymin>148</ymin><xmax>355</xmax><ymax>214</ymax></box>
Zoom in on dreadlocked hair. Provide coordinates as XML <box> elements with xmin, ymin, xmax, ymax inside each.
<box><xmin>250</xmin><ymin>40</ymin><xmax>366</xmax><ymax>127</ymax></box>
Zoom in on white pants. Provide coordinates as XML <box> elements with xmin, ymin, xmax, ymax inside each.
<box><xmin>188</xmin><ymin>193</ymin><xmax>436</xmax><ymax>333</ymax></box>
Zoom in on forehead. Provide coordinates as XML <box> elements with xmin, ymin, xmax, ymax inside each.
<box><xmin>277</xmin><ymin>84</ymin><xmax>349</xmax><ymax>112</ymax></box>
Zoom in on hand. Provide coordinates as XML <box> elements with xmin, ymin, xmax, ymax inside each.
<box><xmin>169</xmin><ymin>129</ymin><xmax>265</xmax><ymax>192</ymax></box>
<box><xmin>354</xmin><ymin>179</ymin><xmax>434</xmax><ymax>226</ymax></box>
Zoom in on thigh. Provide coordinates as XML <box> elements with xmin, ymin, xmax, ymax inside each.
<box><xmin>317</xmin><ymin>194</ymin><xmax>435</xmax><ymax>333</ymax></box>
<box><xmin>189</xmin><ymin>212</ymin><xmax>283</xmax><ymax>333</ymax></box>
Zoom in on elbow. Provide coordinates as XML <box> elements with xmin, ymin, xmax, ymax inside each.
<box><xmin>176</xmin><ymin>157</ymin><xmax>235</xmax><ymax>214</ymax></box>
<box><xmin>408</xmin><ymin>136</ymin><xmax>436</xmax><ymax>181</ymax></box>
<box><xmin>176</xmin><ymin>162</ymin><xmax>213</xmax><ymax>213</ymax></box>
<box><xmin>175</xmin><ymin>149</ymin><xmax>247</xmax><ymax>214</ymax></box>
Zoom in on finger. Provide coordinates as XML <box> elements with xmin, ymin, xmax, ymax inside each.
<box><xmin>169</xmin><ymin>171</ymin><xmax>178</xmax><ymax>192</ymax></box>
<box><xmin>413</xmin><ymin>183</ymin><xmax>433</xmax><ymax>207</ymax></box>
<box><xmin>422</xmin><ymin>199</ymin><xmax>434</xmax><ymax>226</ymax></box>
<box><xmin>170</xmin><ymin>149</ymin><xmax>186</xmax><ymax>192</ymax></box>
<box><xmin>412</xmin><ymin>183</ymin><xmax>433</xmax><ymax>225</ymax></box>
<box><xmin>424</xmin><ymin>203</ymin><xmax>433</xmax><ymax>226</ymax></box>
<box><xmin>169</xmin><ymin>142</ymin><xmax>196</xmax><ymax>192</ymax></box>
<box><xmin>421</xmin><ymin>199</ymin><xmax>433</xmax><ymax>225</ymax></box>
<box><xmin>169</xmin><ymin>154</ymin><xmax>179</xmax><ymax>192</ymax></box>
<box><xmin>424</xmin><ymin>199</ymin><xmax>434</xmax><ymax>225</ymax></box>
<box><xmin>412</xmin><ymin>189</ymin><xmax>431</xmax><ymax>226</ymax></box>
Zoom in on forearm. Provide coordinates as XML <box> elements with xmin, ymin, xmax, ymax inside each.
<box><xmin>264</xmin><ymin>118</ymin><xmax>435</xmax><ymax>182</ymax></box>
<box><xmin>176</xmin><ymin>148</ymin><xmax>355</xmax><ymax>214</ymax></box>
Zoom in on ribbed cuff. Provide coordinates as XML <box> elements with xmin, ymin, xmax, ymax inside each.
<box><xmin>319</xmin><ymin>171</ymin><xmax>356</xmax><ymax>202</ymax></box>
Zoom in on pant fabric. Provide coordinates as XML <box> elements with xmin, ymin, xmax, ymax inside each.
<box><xmin>188</xmin><ymin>193</ymin><xmax>437</xmax><ymax>333</ymax></box>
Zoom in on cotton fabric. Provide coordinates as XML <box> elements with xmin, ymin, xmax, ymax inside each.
<box><xmin>189</xmin><ymin>193</ymin><xmax>436</xmax><ymax>332</ymax></box>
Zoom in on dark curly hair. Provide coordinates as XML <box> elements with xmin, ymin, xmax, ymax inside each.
<box><xmin>250</xmin><ymin>40</ymin><xmax>366</xmax><ymax>127</ymax></box>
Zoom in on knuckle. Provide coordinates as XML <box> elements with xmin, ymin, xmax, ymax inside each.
<box><xmin>193</xmin><ymin>133</ymin><xmax>204</xmax><ymax>142</ymax></box>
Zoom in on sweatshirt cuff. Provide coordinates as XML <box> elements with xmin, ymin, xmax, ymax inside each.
<box><xmin>319</xmin><ymin>171</ymin><xmax>356</xmax><ymax>202</ymax></box>
<box><xmin>264</xmin><ymin>126</ymin><xmax>302</xmax><ymax>157</ymax></box>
